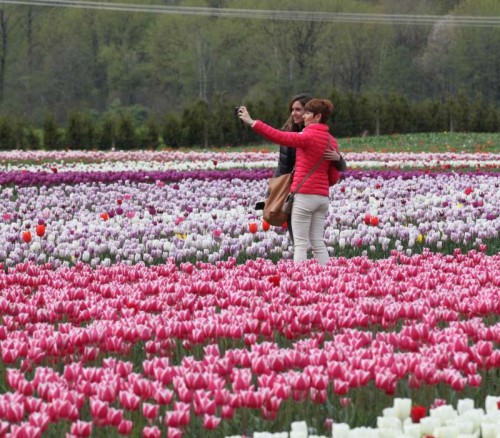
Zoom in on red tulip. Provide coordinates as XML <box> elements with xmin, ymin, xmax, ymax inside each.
<box><xmin>248</xmin><ymin>222</ymin><xmax>258</xmax><ymax>233</ymax></box>
<box><xmin>464</xmin><ymin>186</ymin><xmax>473</xmax><ymax>195</ymax></box>
<box><xmin>22</xmin><ymin>231</ymin><xmax>32</xmax><ymax>243</ymax></box>
<box><xmin>262</xmin><ymin>220</ymin><xmax>270</xmax><ymax>231</ymax></box>
<box><xmin>268</xmin><ymin>275</ymin><xmax>280</xmax><ymax>287</ymax></box>
<box><xmin>364</xmin><ymin>214</ymin><xmax>371</xmax><ymax>225</ymax></box>
<box><xmin>410</xmin><ymin>405</ymin><xmax>427</xmax><ymax>423</ymax></box>
<box><xmin>370</xmin><ymin>216</ymin><xmax>379</xmax><ymax>226</ymax></box>
<box><xmin>100</xmin><ymin>212</ymin><xmax>109</xmax><ymax>221</ymax></box>
<box><xmin>35</xmin><ymin>224</ymin><xmax>46</xmax><ymax>237</ymax></box>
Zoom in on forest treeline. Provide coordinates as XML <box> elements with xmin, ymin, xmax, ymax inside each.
<box><xmin>0</xmin><ymin>89</ymin><xmax>498</xmax><ymax>149</ymax></box>
<box><xmin>0</xmin><ymin>0</ymin><xmax>499</xmax><ymax>146</ymax></box>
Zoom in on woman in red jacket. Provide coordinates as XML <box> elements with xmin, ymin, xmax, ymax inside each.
<box><xmin>238</xmin><ymin>99</ymin><xmax>337</xmax><ymax>266</ymax></box>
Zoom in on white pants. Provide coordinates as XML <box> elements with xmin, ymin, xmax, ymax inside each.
<box><xmin>291</xmin><ymin>194</ymin><xmax>330</xmax><ymax>266</ymax></box>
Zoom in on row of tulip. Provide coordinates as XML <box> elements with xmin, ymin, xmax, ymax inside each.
<box><xmin>1</xmin><ymin>150</ymin><xmax>499</xmax><ymax>171</ymax></box>
<box><xmin>0</xmin><ymin>169</ymin><xmax>498</xmax><ymax>268</ymax></box>
<box><xmin>1</xmin><ymin>250</ymin><xmax>499</xmax><ymax>436</ymax></box>
<box><xmin>1</xmin><ymin>149</ymin><xmax>499</xmax><ymax>437</ymax></box>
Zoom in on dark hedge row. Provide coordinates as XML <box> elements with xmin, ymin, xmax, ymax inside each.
<box><xmin>0</xmin><ymin>90</ymin><xmax>498</xmax><ymax>150</ymax></box>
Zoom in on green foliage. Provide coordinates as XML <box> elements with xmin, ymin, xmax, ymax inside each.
<box><xmin>25</xmin><ymin>127</ymin><xmax>42</xmax><ymax>150</ymax></box>
<box><xmin>138</xmin><ymin>116</ymin><xmax>161</xmax><ymax>149</ymax></box>
<box><xmin>181</xmin><ymin>99</ymin><xmax>209</xmax><ymax>147</ymax></box>
<box><xmin>206</xmin><ymin>93</ymin><xmax>240</xmax><ymax>147</ymax></box>
<box><xmin>162</xmin><ymin>113</ymin><xmax>183</xmax><ymax>149</ymax></box>
<box><xmin>65</xmin><ymin>111</ymin><xmax>95</xmax><ymax>150</ymax></box>
<box><xmin>96</xmin><ymin>114</ymin><xmax>117</xmax><ymax>150</ymax></box>
<box><xmin>115</xmin><ymin>112</ymin><xmax>137</xmax><ymax>150</ymax></box>
<box><xmin>0</xmin><ymin>89</ymin><xmax>498</xmax><ymax>150</ymax></box>
<box><xmin>43</xmin><ymin>113</ymin><xmax>63</xmax><ymax>150</ymax></box>
<box><xmin>0</xmin><ymin>117</ymin><xmax>19</xmax><ymax>150</ymax></box>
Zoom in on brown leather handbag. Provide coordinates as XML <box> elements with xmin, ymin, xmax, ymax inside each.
<box><xmin>262</xmin><ymin>172</ymin><xmax>294</xmax><ymax>226</ymax></box>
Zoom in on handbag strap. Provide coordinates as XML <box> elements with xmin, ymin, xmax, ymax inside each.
<box><xmin>291</xmin><ymin>137</ymin><xmax>330</xmax><ymax>195</ymax></box>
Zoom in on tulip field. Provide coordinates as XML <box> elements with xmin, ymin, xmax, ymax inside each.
<box><xmin>0</xmin><ymin>144</ymin><xmax>500</xmax><ymax>437</ymax></box>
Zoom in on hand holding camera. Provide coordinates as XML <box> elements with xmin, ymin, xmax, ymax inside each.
<box><xmin>235</xmin><ymin>106</ymin><xmax>254</xmax><ymax>126</ymax></box>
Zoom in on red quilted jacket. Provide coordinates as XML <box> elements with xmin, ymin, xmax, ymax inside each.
<box><xmin>253</xmin><ymin>121</ymin><xmax>338</xmax><ymax>196</ymax></box>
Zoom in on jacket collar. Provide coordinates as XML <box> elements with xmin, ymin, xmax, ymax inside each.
<box><xmin>303</xmin><ymin>123</ymin><xmax>329</xmax><ymax>132</ymax></box>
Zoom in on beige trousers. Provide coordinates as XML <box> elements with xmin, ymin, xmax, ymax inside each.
<box><xmin>291</xmin><ymin>194</ymin><xmax>330</xmax><ymax>266</ymax></box>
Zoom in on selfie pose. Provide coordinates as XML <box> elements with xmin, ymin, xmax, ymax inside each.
<box><xmin>257</xmin><ymin>93</ymin><xmax>344</xmax><ymax>245</ymax></box>
<box><xmin>238</xmin><ymin>99</ymin><xmax>338</xmax><ymax>266</ymax></box>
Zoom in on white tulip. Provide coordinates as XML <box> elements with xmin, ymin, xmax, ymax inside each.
<box><xmin>331</xmin><ymin>423</ymin><xmax>349</xmax><ymax>438</ymax></box>
<box><xmin>430</xmin><ymin>405</ymin><xmax>457</xmax><ymax>426</ymax></box>
<box><xmin>461</xmin><ymin>409</ymin><xmax>484</xmax><ymax>430</ymax></box>
<box><xmin>434</xmin><ymin>426</ymin><xmax>459</xmax><ymax>438</ymax></box>
<box><xmin>377</xmin><ymin>417</ymin><xmax>402</xmax><ymax>430</ymax></box>
<box><xmin>485</xmin><ymin>396</ymin><xmax>500</xmax><ymax>414</ymax></box>
<box><xmin>420</xmin><ymin>417</ymin><xmax>440</xmax><ymax>435</ymax></box>
<box><xmin>393</xmin><ymin>398</ymin><xmax>412</xmax><ymax>421</ymax></box>
<box><xmin>403</xmin><ymin>423</ymin><xmax>420</xmax><ymax>438</ymax></box>
<box><xmin>481</xmin><ymin>423</ymin><xmax>500</xmax><ymax>438</ymax></box>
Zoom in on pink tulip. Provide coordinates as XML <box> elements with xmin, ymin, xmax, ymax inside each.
<box><xmin>106</xmin><ymin>407</ymin><xmax>124</xmax><ymax>427</ymax></box>
<box><xmin>203</xmin><ymin>414</ymin><xmax>221</xmax><ymax>430</ymax></box>
<box><xmin>142</xmin><ymin>426</ymin><xmax>161</xmax><ymax>438</ymax></box>
<box><xmin>166</xmin><ymin>409</ymin><xmax>192</xmax><ymax>428</ymax></box>
<box><xmin>333</xmin><ymin>380</ymin><xmax>349</xmax><ymax>395</ymax></box>
<box><xmin>5</xmin><ymin>402</ymin><xmax>25</xmax><ymax>423</ymax></box>
<box><xmin>119</xmin><ymin>391</ymin><xmax>141</xmax><ymax>411</ymax></box>
<box><xmin>152</xmin><ymin>388</ymin><xmax>173</xmax><ymax>405</ymax></box>
<box><xmin>167</xmin><ymin>427</ymin><xmax>183</xmax><ymax>438</ymax></box>
<box><xmin>9</xmin><ymin>424</ymin><xmax>42</xmax><ymax>438</ymax></box>
<box><xmin>70</xmin><ymin>420</ymin><xmax>93</xmax><ymax>437</ymax></box>
<box><xmin>117</xmin><ymin>419</ymin><xmax>133</xmax><ymax>435</ymax></box>
<box><xmin>28</xmin><ymin>412</ymin><xmax>50</xmax><ymax>431</ymax></box>
<box><xmin>23</xmin><ymin>397</ymin><xmax>43</xmax><ymax>415</ymax></box>
<box><xmin>47</xmin><ymin>398</ymin><xmax>78</xmax><ymax>421</ymax></box>
<box><xmin>142</xmin><ymin>403</ymin><xmax>159</xmax><ymax>421</ymax></box>
<box><xmin>310</xmin><ymin>388</ymin><xmax>327</xmax><ymax>404</ymax></box>
<box><xmin>132</xmin><ymin>378</ymin><xmax>153</xmax><ymax>399</ymax></box>
<box><xmin>0</xmin><ymin>422</ymin><xmax>10</xmax><ymax>436</ymax></box>
<box><xmin>1</xmin><ymin>348</ymin><xmax>19</xmax><ymax>364</ymax></box>
<box><xmin>476</xmin><ymin>340</ymin><xmax>494</xmax><ymax>357</ymax></box>
<box><xmin>89</xmin><ymin>398</ymin><xmax>109</xmax><ymax>420</ymax></box>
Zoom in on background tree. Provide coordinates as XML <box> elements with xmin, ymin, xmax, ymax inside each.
<box><xmin>42</xmin><ymin>112</ymin><xmax>62</xmax><ymax>149</ymax></box>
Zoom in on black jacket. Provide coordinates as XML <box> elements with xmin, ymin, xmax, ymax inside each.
<box><xmin>273</xmin><ymin>145</ymin><xmax>296</xmax><ymax>177</ymax></box>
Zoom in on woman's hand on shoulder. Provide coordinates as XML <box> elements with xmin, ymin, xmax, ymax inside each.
<box><xmin>324</xmin><ymin>149</ymin><xmax>341</xmax><ymax>162</ymax></box>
